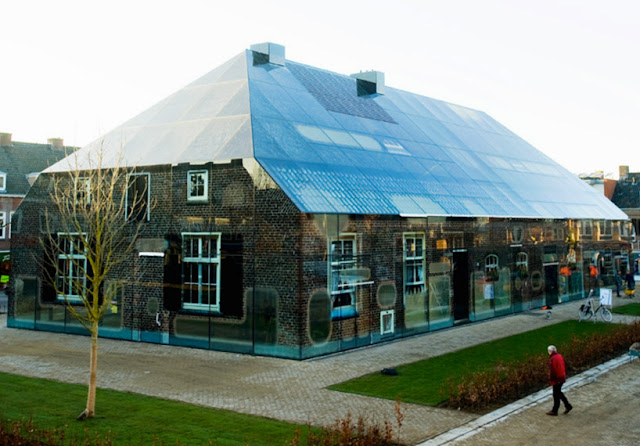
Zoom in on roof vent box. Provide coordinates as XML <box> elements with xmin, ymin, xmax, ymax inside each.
<box><xmin>351</xmin><ymin>70</ymin><xmax>385</xmax><ymax>96</ymax></box>
<box><xmin>0</xmin><ymin>133</ymin><xmax>12</xmax><ymax>146</ymax></box>
<box><xmin>250</xmin><ymin>42</ymin><xmax>285</xmax><ymax>66</ymax></box>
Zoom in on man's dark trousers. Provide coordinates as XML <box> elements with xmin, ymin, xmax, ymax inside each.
<box><xmin>552</xmin><ymin>383</ymin><xmax>569</xmax><ymax>413</ymax></box>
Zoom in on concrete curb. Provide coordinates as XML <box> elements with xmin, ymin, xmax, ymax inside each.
<box><xmin>417</xmin><ymin>354</ymin><xmax>635</xmax><ymax>445</ymax></box>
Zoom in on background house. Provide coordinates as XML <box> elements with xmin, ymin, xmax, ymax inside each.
<box><xmin>611</xmin><ymin>165</ymin><xmax>640</xmax><ymax>274</ymax></box>
<box><xmin>0</xmin><ymin>133</ymin><xmax>71</xmax><ymax>289</ymax></box>
<box><xmin>8</xmin><ymin>44</ymin><xmax>631</xmax><ymax>359</ymax></box>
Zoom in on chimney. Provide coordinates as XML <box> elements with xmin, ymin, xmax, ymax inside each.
<box><xmin>0</xmin><ymin>133</ymin><xmax>12</xmax><ymax>146</ymax></box>
<box><xmin>350</xmin><ymin>70</ymin><xmax>385</xmax><ymax>96</ymax></box>
<box><xmin>250</xmin><ymin>42</ymin><xmax>285</xmax><ymax>66</ymax></box>
<box><xmin>619</xmin><ymin>165</ymin><xmax>629</xmax><ymax>180</ymax></box>
<box><xmin>48</xmin><ymin>137</ymin><xmax>64</xmax><ymax>149</ymax></box>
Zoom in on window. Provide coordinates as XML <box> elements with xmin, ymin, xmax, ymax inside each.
<box><xmin>0</xmin><ymin>172</ymin><xmax>6</xmax><ymax>192</ymax></box>
<box><xmin>485</xmin><ymin>254</ymin><xmax>499</xmax><ymax>282</ymax></box>
<box><xmin>0</xmin><ymin>212</ymin><xmax>5</xmax><ymax>239</ymax></box>
<box><xmin>380</xmin><ymin>310</ymin><xmax>395</xmax><ymax>335</ymax></box>
<box><xmin>516</xmin><ymin>252</ymin><xmax>528</xmax><ymax>277</ymax></box>
<box><xmin>329</xmin><ymin>234</ymin><xmax>357</xmax><ymax>315</ymax></box>
<box><xmin>511</xmin><ymin>225</ymin><xmax>524</xmax><ymax>244</ymax></box>
<box><xmin>8</xmin><ymin>212</ymin><xmax>13</xmax><ymax>239</ymax></box>
<box><xmin>56</xmin><ymin>233</ymin><xmax>87</xmax><ymax>302</ymax></box>
<box><xmin>187</xmin><ymin>170</ymin><xmax>208</xmax><ymax>202</ymax></box>
<box><xmin>621</xmin><ymin>221</ymin><xmax>629</xmax><ymax>238</ymax></box>
<box><xmin>601</xmin><ymin>220</ymin><xmax>613</xmax><ymax>237</ymax></box>
<box><xmin>126</xmin><ymin>173</ymin><xmax>150</xmax><ymax>222</ymax></box>
<box><xmin>182</xmin><ymin>233</ymin><xmax>221</xmax><ymax>311</ymax></box>
<box><xmin>582</xmin><ymin>220</ymin><xmax>593</xmax><ymax>237</ymax></box>
<box><xmin>403</xmin><ymin>233</ymin><xmax>425</xmax><ymax>302</ymax></box>
<box><xmin>74</xmin><ymin>177</ymin><xmax>91</xmax><ymax>207</ymax></box>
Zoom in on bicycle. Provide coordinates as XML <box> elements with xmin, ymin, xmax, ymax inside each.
<box><xmin>578</xmin><ymin>289</ymin><xmax>613</xmax><ymax>322</ymax></box>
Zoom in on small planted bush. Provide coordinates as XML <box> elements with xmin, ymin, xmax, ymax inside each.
<box><xmin>289</xmin><ymin>400</ymin><xmax>405</xmax><ymax>446</ymax></box>
<box><xmin>0</xmin><ymin>417</ymin><xmax>115</xmax><ymax>445</ymax></box>
<box><xmin>445</xmin><ymin>321</ymin><xmax>640</xmax><ymax>412</ymax></box>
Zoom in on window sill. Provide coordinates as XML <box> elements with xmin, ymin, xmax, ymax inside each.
<box><xmin>179</xmin><ymin>308</ymin><xmax>222</xmax><ymax>316</ymax></box>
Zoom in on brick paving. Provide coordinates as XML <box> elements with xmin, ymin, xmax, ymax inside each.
<box><xmin>0</xmin><ymin>293</ymin><xmax>638</xmax><ymax>445</ymax></box>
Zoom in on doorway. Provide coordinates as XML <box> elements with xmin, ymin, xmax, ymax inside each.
<box><xmin>452</xmin><ymin>250</ymin><xmax>469</xmax><ymax>321</ymax></box>
<box><xmin>544</xmin><ymin>263</ymin><xmax>559</xmax><ymax>306</ymax></box>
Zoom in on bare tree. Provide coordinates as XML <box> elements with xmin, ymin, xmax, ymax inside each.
<box><xmin>42</xmin><ymin>148</ymin><xmax>148</xmax><ymax>420</ymax></box>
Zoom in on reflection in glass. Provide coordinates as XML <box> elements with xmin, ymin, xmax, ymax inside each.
<box><xmin>428</xmin><ymin>274</ymin><xmax>451</xmax><ymax>325</ymax></box>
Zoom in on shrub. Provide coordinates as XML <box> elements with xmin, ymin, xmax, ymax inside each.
<box><xmin>289</xmin><ymin>400</ymin><xmax>405</xmax><ymax>446</ymax></box>
<box><xmin>0</xmin><ymin>417</ymin><xmax>119</xmax><ymax>446</ymax></box>
<box><xmin>444</xmin><ymin>321</ymin><xmax>640</xmax><ymax>412</ymax></box>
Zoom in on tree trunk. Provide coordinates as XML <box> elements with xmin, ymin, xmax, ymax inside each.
<box><xmin>86</xmin><ymin>322</ymin><xmax>99</xmax><ymax>418</ymax></box>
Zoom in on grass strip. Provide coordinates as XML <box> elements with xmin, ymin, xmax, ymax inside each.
<box><xmin>0</xmin><ymin>372</ymin><xmax>309</xmax><ymax>445</ymax></box>
<box><xmin>612</xmin><ymin>302</ymin><xmax>640</xmax><ymax>316</ymax></box>
<box><xmin>329</xmin><ymin>321</ymin><xmax>616</xmax><ymax>406</ymax></box>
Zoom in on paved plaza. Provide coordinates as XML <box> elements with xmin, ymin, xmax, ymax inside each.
<box><xmin>0</xmin><ymin>293</ymin><xmax>639</xmax><ymax>445</ymax></box>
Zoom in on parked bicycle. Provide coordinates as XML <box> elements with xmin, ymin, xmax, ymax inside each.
<box><xmin>578</xmin><ymin>289</ymin><xmax>613</xmax><ymax>322</ymax></box>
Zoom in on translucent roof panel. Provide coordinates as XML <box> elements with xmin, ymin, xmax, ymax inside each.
<box><xmin>47</xmin><ymin>52</ymin><xmax>252</xmax><ymax>172</ymax></box>
<box><xmin>248</xmin><ymin>52</ymin><xmax>626</xmax><ymax>219</ymax></box>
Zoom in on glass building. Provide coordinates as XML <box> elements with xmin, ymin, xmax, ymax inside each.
<box><xmin>8</xmin><ymin>43</ymin><xmax>631</xmax><ymax>359</ymax></box>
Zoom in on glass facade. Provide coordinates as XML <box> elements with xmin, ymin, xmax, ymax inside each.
<box><xmin>7</xmin><ymin>162</ymin><xmax>632</xmax><ymax>359</ymax></box>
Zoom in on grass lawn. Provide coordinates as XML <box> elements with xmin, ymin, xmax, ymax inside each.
<box><xmin>329</xmin><ymin>321</ymin><xmax>616</xmax><ymax>406</ymax></box>
<box><xmin>0</xmin><ymin>372</ymin><xmax>309</xmax><ymax>445</ymax></box>
<box><xmin>612</xmin><ymin>302</ymin><xmax>640</xmax><ymax>316</ymax></box>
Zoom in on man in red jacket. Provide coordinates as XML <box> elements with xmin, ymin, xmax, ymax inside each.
<box><xmin>547</xmin><ymin>345</ymin><xmax>573</xmax><ymax>415</ymax></box>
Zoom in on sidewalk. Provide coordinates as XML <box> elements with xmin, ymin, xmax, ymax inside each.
<box><xmin>0</xmin><ymin>295</ymin><xmax>638</xmax><ymax>445</ymax></box>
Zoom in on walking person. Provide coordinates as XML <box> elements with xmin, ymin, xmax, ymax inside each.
<box><xmin>547</xmin><ymin>345</ymin><xmax>572</xmax><ymax>416</ymax></box>
<box><xmin>615</xmin><ymin>270</ymin><xmax>623</xmax><ymax>297</ymax></box>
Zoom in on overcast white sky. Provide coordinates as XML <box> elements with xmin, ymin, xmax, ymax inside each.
<box><xmin>2</xmin><ymin>0</ymin><xmax>638</xmax><ymax>177</ymax></box>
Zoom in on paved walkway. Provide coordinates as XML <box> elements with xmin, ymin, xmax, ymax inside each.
<box><xmin>1</xmin><ymin>294</ymin><xmax>638</xmax><ymax>445</ymax></box>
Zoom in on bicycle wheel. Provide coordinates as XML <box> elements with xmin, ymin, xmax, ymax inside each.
<box><xmin>579</xmin><ymin>306</ymin><xmax>593</xmax><ymax>321</ymax></box>
<box><xmin>601</xmin><ymin>308</ymin><xmax>613</xmax><ymax>322</ymax></box>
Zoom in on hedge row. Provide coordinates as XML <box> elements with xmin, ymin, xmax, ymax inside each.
<box><xmin>444</xmin><ymin>321</ymin><xmax>640</xmax><ymax>412</ymax></box>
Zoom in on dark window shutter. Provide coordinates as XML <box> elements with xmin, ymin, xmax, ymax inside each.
<box><xmin>220</xmin><ymin>234</ymin><xmax>243</xmax><ymax>317</ymax></box>
<box><xmin>163</xmin><ymin>234</ymin><xmax>183</xmax><ymax>311</ymax></box>
<box><xmin>41</xmin><ymin>235</ymin><xmax>58</xmax><ymax>303</ymax></box>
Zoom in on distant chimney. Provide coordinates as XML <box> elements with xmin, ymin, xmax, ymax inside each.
<box><xmin>0</xmin><ymin>133</ymin><xmax>12</xmax><ymax>146</ymax></box>
<box><xmin>350</xmin><ymin>70</ymin><xmax>385</xmax><ymax>96</ymax></box>
<box><xmin>250</xmin><ymin>42</ymin><xmax>285</xmax><ymax>66</ymax></box>
<box><xmin>48</xmin><ymin>137</ymin><xmax>64</xmax><ymax>149</ymax></box>
<box><xmin>619</xmin><ymin>165</ymin><xmax>629</xmax><ymax>180</ymax></box>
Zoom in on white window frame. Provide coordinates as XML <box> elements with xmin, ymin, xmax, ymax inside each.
<box><xmin>56</xmin><ymin>232</ymin><xmax>87</xmax><ymax>303</ymax></box>
<box><xmin>601</xmin><ymin>220</ymin><xmax>613</xmax><ymax>237</ymax></box>
<box><xmin>125</xmin><ymin>173</ymin><xmax>151</xmax><ymax>222</ymax></box>
<box><xmin>187</xmin><ymin>170</ymin><xmax>208</xmax><ymax>202</ymax></box>
<box><xmin>516</xmin><ymin>252</ymin><xmax>528</xmax><ymax>273</ymax></box>
<box><xmin>582</xmin><ymin>220</ymin><xmax>593</xmax><ymax>237</ymax></box>
<box><xmin>8</xmin><ymin>211</ymin><xmax>13</xmax><ymax>239</ymax></box>
<box><xmin>182</xmin><ymin>232</ymin><xmax>221</xmax><ymax>311</ymax></box>
<box><xmin>328</xmin><ymin>233</ymin><xmax>357</xmax><ymax>314</ymax></box>
<box><xmin>0</xmin><ymin>212</ymin><xmax>5</xmax><ymax>239</ymax></box>
<box><xmin>485</xmin><ymin>254</ymin><xmax>499</xmax><ymax>281</ymax></box>
<box><xmin>621</xmin><ymin>221</ymin><xmax>629</xmax><ymax>238</ymax></box>
<box><xmin>74</xmin><ymin>177</ymin><xmax>91</xmax><ymax>206</ymax></box>
<box><xmin>403</xmin><ymin>232</ymin><xmax>426</xmax><ymax>305</ymax></box>
<box><xmin>0</xmin><ymin>172</ymin><xmax>6</xmax><ymax>192</ymax></box>
<box><xmin>380</xmin><ymin>309</ymin><xmax>395</xmax><ymax>335</ymax></box>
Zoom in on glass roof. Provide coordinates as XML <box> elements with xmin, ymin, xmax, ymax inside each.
<box><xmin>248</xmin><ymin>52</ymin><xmax>626</xmax><ymax>220</ymax></box>
<box><xmin>47</xmin><ymin>48</ymin><xmax>627</xmax><ymax>220</ymax></box>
